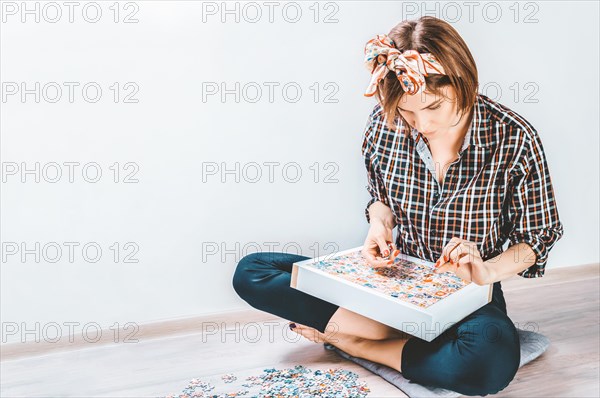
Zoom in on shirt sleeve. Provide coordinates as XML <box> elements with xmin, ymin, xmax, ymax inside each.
<box><xmin>506</xmin><ymin>128</ymin><xmax>564</xmax><ymax>278</ymax></box>
<box><xmin>361</xmin><ymin>110</ymin><xmax>390</xmax><ymax>224</ymax></box>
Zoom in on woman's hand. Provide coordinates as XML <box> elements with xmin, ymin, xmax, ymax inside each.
<box><xmin>433</xmin><ymin>237</ymin><xmax>494</xmax><ymax>285</ymax></box>
<box><xmin>362</xmin><ymin>220</ymin><xmax>400</xmax><ymax>268</ymax></box>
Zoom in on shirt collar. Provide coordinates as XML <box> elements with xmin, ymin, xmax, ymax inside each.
<box><xmin>409</xmin><ymin>93</ymin><xmax>495</xmax><ymax>149</ymax></box>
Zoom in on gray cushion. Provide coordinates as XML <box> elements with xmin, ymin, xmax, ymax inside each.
<box><xmin>323</xmin><ymin>328</ymin><xmax>550</xmax><ymax>397</ymax></box>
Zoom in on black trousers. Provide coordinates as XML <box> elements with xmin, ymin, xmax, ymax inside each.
<box><xmin>232</xmin><ymin>251</ymin><xmax>521</xmax><ymax>396</ymax></box>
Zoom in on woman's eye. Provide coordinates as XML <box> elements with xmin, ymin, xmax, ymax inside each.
<box><xmin>429</xmin><ymin>105</ymin><xmax>441</xmax><ymax>110</ymax></box>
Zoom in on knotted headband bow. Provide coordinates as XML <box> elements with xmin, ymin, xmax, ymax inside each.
<box><xmin>364</xmin><ymin>34</ymin><xmax>446</xmax><ymax>96</ymax></box>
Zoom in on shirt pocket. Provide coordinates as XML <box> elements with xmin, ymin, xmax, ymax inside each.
<box><xmin>461</xmin><ymin>169</ymin><xmax>508</xmax><ymax>247</ymax></box>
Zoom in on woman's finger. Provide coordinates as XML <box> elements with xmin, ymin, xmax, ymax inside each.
<box><xmin>437</xmin><ymin>237</ymin><xmax>462</xmax><ymax>264</ymax></box>
<box><xmin>434</xmin><ymin>257</ymin><xmax>455</xmax><ymax>274</ymax></box>
<box><xmin>457</xmin><ymin>254</ymin><xmax>472</xmax><ymax>268</ymax></box>
<box><xmin>377</xmin><ymin>238</ymin><xmax>392</xmax><ymax>258</ymax></box>
<box><xmin>362</xmin><ymin>247</ymin><xmax>393</xmax><ymax>268</ymax></box>
<box><xmin>436</xmin><ymin>244</ymin><xmax>471</xmax><ymax>273</ymax></box>
<box><xmin>454</xmin><ymin>243</ymin><xmax>482</xmax><ymax>267</ymax></box>
<box><xmin>449</xmin><ymin>245</ymin><xmax>471</xmax><ymax>266</ymax></box>
<box><xmin>362</xmin><ymin>248</ymin><xmax>376</xmax><ymax>261</ymax></box>
<box><xmin>437</xmin><ymin>254</ymin><xmax>475</xmax><ymax>282</ymax></box>
<box><xmin>387</xmin><ymin>247</ymin><xmax>401</xmax><ymax>264</ymax></box>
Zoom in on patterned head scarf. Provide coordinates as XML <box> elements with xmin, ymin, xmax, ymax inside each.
<box><xmin>364</xmin><ymin>34</ymin><xmax>446</xmax><ymax>96</ymax></box>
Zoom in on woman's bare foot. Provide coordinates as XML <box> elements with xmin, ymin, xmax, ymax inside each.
<box><xmin>288</xmin><ymin>322</ymin><xmax>410</xmax><ymax>371</ymax></box>
<box><xmin>289</xmin><ymin>322</ymin><xmax>366</xmax><ymax>357</ymax></box>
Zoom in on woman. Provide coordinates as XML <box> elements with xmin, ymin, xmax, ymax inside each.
<box><xmin>232</xmin><ymin>16</ymin><xmax>564</xmax><ymax>396</ymax></box>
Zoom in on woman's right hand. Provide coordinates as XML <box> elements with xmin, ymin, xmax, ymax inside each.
<box><xmin>361</xmin><ymin>220</ymin><xmax>399</xmax><ymax>268</ymax></box>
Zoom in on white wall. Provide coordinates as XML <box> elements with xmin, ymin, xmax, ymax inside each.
<box><xmin>1</xmin><ymin>1</ymin><xmax>598</xmax><ymax>343</ymax></box>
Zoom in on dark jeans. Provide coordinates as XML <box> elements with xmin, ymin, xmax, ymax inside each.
<box><xmin>232</xmin><ymin>251</ymin><xmax>521</xmax><ymax>396</ymax></box>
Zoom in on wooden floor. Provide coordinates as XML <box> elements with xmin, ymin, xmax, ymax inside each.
<box><xmin>1</xmin><ymin>263</ymin><xmax>599</xmax><ymax>397</ymax></box>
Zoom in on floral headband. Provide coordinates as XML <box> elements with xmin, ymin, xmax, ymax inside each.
<box><xmin>364</xmin><ymin>33</ymin><xmax>446</xmax><ymax>96</ymax></box>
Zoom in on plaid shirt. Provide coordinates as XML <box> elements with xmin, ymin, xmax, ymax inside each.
<box><xmin>362</xmin><ymin>93</ymin><xmax>564</xmax><ymax>278</ymax></box>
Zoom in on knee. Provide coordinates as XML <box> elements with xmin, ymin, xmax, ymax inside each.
<box><xmin>232</xmin><ymin>253</ymin><xmax>262</xmax><ymax>301</ymax></box>
<box><xmin>456</xmin><ymin>320</ymin><xmax>521</xmax><ymax>396</ymax></box>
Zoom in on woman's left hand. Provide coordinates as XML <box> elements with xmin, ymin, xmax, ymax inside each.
<box><xmin>433</xmin><ymin>237</ymin><xmax>494</xmax><ymax>285</ymax></box>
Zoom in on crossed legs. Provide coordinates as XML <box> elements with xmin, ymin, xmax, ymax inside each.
<box><xmin>233</xmin><ymin>252</ymin><xmax>520</xmax><ymax>395</ymax></box>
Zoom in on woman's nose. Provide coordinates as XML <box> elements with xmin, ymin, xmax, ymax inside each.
<box><xmin>414</xmin><ymin>115</ymin><xmax>428</xmax><ymax>132</ymax></box>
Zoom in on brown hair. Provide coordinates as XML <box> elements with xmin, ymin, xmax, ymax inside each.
<box><xmin>373</xmin><ymin>16</ymin><xmax>479</xmax><ymax>131</ymax></box>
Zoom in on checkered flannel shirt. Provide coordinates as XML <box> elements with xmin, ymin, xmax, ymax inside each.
<box><xmin>362</xmin><ymin>93</ymin><xmax>564</xmax><ymax>278</ymax></box>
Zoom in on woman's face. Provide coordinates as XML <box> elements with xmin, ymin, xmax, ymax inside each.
<box><xmin>397</xmin><ymin>85</ymin><xmax>464</xmax><ymax>138</ymax></box>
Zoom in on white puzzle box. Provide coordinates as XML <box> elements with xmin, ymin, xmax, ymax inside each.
<box><xmin>290</xmin><ymin>245</ymin><xmax>492</xmax><ymax>342</ymax></box>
